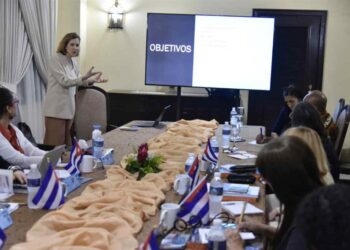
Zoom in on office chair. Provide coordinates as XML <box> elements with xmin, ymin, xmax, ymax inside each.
<box><xmin>333</xmin><ymin>98</ymin><xmax>345</xmax><ymax>123</ymax></box>
<box><xmin>334</xmin><ymin>105</ymin><xmax>350</xmax><ymax>158</ymax></box>
<box><xmin>73</xmin><ymin>86</ymin><xmax>111</xmax><ymax>141</ymax></box>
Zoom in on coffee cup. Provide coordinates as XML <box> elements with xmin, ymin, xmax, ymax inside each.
<box><xmin>159</xmin><ymin>203</ymin><xmax>180</xmax><ymax>230</ymax></box>
<box><xmin>79</xmin><ymin>155</ymin><xmax>94</xmax><ymax>173</ymax></box>
<box><xmin>173</xmin><ymin>174</ymin><xmax>191</xmax><ymax>195</ymax></box>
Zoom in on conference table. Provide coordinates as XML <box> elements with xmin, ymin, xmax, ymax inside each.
<box><xmin>4</xmin><ymin>123</ymin><xmax>266</xmax><ymax>250</ymax></box>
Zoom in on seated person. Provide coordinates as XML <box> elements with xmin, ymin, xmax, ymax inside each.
<box><xmin>295</xmin><ymin>184</ymin><xmax>350</xmax><ymax>250</ymax></box>
<box><xmin>291</xmin><ymin>102</ymin><xmax>339</xmax><ymax>181</ymax></box>
<box><xmin>303</xmin><ymin>90</ymin><xmax>338</xmax><ymax>142</ymax></box>
<box><xmin>283</xmin><ymin>127</ymin><xmax>334</xmax><ymax>185</ymax></box>
<box><xmin>256</xmin><ymin>84</ymin><xmax>303</xmax><ymax>143</ymax></box>
<box><xmin>0</xmin><ymin>87</ymin><xmax>46</xmax><ymax>183</ymax></box>
<box><xmin>237</xmin><ymin>137</ymin><xmax>323</xmax><ymax>249</ymax></box>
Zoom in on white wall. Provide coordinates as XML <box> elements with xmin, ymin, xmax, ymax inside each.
<box><xmin>57</xmin><ymin>0</ymin><xmax>350</xmax><ymax>147</ymax></box>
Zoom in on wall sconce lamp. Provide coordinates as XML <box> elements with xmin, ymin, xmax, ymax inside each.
<box><xmin>108</xmin><ymin>0</ymin><xmax>124</xmax><ymax>29</ymax></box>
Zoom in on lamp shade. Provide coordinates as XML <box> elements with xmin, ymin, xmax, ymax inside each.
<box><xmin>108</xmin><ymin>1</ymin><xmax>123</xmax><ymax>29</ymax></box>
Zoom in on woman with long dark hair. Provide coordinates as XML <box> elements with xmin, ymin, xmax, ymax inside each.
<box><xmin>239</xmin><ymin>136</ymin><xmax>323</xmax><ymax>249</ymax></box>
<box><xmin>291</xmin><ymin>102</ymin><xmax>339</xmax><ymax>181</ymax></box>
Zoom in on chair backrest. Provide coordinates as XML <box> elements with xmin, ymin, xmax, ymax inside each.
<box><xmin>333</xmin><ymin>98</ymin><xmax>345</xmax><ymax>123</ymax></box>
<box><xmin>334</xmin><ymin>105</ymin><xmax>350</xmax><ymax>158</ymax></box>
<box><xmin>74</xmin><ymin>86</ymin><xmax>109</xmax><ymax>140</ymax></box>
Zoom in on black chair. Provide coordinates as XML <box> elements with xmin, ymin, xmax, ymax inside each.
<box><xmin>333</xmin><ymin>98</ymin><xmax>345</xmax><ymax>123</ymax></box>
<box><xmin>334</xmin><ymin>105</ymin><xmax>350</xmax><ymax>158</ymax></box>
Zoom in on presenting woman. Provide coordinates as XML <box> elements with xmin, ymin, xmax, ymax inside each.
<box><xmin>44</xmin><ymin>32</ymin><xmax>107</xmax><ymax>146</ymax></box>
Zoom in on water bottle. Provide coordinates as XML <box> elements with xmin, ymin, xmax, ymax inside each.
<box><xmin>92</xmin><ymin>124</ymin><xmax>104</xmax><ymax>159</ymax></box>
<box><xmin>27</xmin><ymin>164</ymin><xmax>41</xmax><ymax>209</ymax></box>
<box><xmin>230</xmin><ymin>107</ymin><xmax>238</xmax><ymax>125</ymax></box>
<box><xmin>208</xmin><ymin>219</ymin><xmax>226</xmax><ymax>250</ymax></box>
<box><xmin>211</xmin><ymin>136</ymin><xmax>219</xmax><ymax>154</ymax></box>
<box><xmin>185</xmin><ymin>153</ymin><xmax>196</xmax><ymax>172</ymax></box>
<box><xmin>222</xmin><ymin>121</ymin><xmax>231</xmax><ymax>149</ymax></box>
<box><xmin>209</xmin><ymin>172</ymin><xmax>223</xmax><ymax>219</ymax></box>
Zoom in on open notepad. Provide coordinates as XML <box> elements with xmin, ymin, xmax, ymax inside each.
<box><xmin>222</xmin><ymin>201</ymin><xmax>263</xmax><ymax>216</ymax></box>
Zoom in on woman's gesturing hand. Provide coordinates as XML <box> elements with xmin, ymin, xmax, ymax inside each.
<box><xmin>82</xmin><ymin>66</ymin><xmax>101</xmax><ymax>81</ymax></box>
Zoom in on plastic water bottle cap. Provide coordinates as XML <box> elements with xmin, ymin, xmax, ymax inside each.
<box><xmin>213</xmin><ymin>219</ymin><xmax>222</xmax><ymax>226</ymax></box>
<box><xmin>93</xmin><ymin>124</ymin><xmax>101</xmax><ymax>129</ymax></box>
<box><xmin>188</xmin><ymin>152</ymin><xmax>195</xmax><ymax>157</ymax></box>
<box><xmin>214</xmin><ymin>172</ymin><xmax>221</xmax><ymax>178</ymax></box>
<box><xmin>30</xmin><ymin>164</ymin><xmax>37</xmax><ymax>170</ymax></box>
<box><xmin>224</xmin><ymin>121</ymin><xmax>229</xmax><ymax>125</ymax></box>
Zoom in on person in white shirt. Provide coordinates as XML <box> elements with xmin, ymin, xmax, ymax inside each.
<box><xmin>0</xmin><ymin>87</ymin><xmax>46</xmax><ymax>183</ymax></box>
<box><xmin>43</xmin><ymin>32</ymin><xmax>107</xmax><ymax>146</ymax></box>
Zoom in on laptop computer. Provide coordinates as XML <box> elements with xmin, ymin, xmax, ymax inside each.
<box><xmin>13</xmin><ymin>145</ymin><xmax>66</xmax><ymax>192</ymax></box>
<box><xmin>131</xmin><ymin>105</ymin><xmax>171</xmax><ymax>128</ymax></box>
<box><xmin>37</xmin><ymin>145</ymin><xmax>66</xmax><ymax>180</ymax></box>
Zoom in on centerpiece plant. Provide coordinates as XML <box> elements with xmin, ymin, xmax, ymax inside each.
<box><xmin>125</xmin><ymin>143</ymin><xmax>164</xmax><ymax>180</ymax></box>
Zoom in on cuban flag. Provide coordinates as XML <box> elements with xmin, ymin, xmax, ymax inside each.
<box><xmin>142</xmin><ymin>229</ymin><xmax>159</xmax><ymax>250</ymax></box>
<box><xmin>177</xmin><ymin>177</ymin><xmax>209</xmax><ymax>226</ymax></box>
<box><xmin>202</xmin><ymin>139</ymin><xmax>218</xmax><ymax>164</ymax></box>
<box><xmin>0</xmin><ymin>228</ymin><xmax>6</xmax><ymax>249</ymax></box>
<box><xmin>33</xmin><ymin>163</ymin><xmax>65</xmax><ymax>209</ymax></box>
<box><xmin>64</xmin><ymin>139</ymin><xmax>83</xmax><ymax>175</ymax></box>
<box><xmin>187</xmin><ymin>156</ymin><xmax>200</xmax><ymax>191</ymax></box>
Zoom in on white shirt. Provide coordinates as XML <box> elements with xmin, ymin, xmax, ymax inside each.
<box><xmin>0</xmin><ymin>124</ymin><xmax>46</xmax><ymax>168</ymax></box>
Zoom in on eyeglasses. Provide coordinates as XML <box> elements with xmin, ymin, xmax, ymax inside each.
<box><xmin>12</xmin><ymin>98</ymin><xmax>19</xmax><ymax>105</ymax></box>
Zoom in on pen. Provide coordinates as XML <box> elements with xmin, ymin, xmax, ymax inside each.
<box><xmin>260</xmin><ymin>127</ymin><xmax>263</xmax><ymax>136</ymax></box>
<box><xmin>238</xmin><ymin>201</ymin><xmax>247</xmax><ymax>224</ymax></box>
<box><xmin>222</xmin><ymin>202</ymin><xmax>236</xmax><ymax>205</ymax></box>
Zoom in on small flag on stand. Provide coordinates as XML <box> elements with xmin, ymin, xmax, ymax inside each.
<box><xmin>187</xmin><ymin>156</ymin><xmax>200</xmax><ymax>191</ymax></box>
<box><xmin>142</xmin><ymin>229</ymin><xmax>159</xmax><ymax>250</ymax></box>
<box><xmin>33</xmin><ymin>163</ymin><xmax>65</xmax><ymax>209</ymax></box>
<box><xmin>202</xmin><ymin>139</ymin><xmax>218</xmax><ymax>164</ymax></box>
<box><xmin>65</xmin><ymin>138</ymin><xmax>83</xmax><ymax>175</ymax></box>
<box><xmin>177</xmin><ymin>177</ymin><xmax>209</xmax><ymax>226</ymax></box>
<box><xmin>0</xmin><ymin>227</ymin><xmax>6</xmax><ymax>249</ymax></box>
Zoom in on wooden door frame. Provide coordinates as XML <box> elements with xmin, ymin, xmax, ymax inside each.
<box><xmin>253</xmin><ymin>9</ymin><xmax>327</xmax><ymax>90</ymax></box>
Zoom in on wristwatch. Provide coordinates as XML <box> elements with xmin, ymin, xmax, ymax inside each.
<box><xmin>8</xmin><ymin>165</ymin><xmax>23</xmax><ymax>172</ymax></box>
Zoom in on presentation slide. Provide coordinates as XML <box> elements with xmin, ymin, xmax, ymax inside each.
<box><xmin>145</xmin><ymin>14</ymin><xmax>274</xmax><ymax>90</ymax></box>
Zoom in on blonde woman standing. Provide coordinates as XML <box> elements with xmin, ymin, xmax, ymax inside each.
<box><xmin>283</xmin><ymin>126</ymin><xmax>334</xmax><ymax>185</ymax></box>
<box><xmin>44</xmin><ymin>33</ymin><xmax>107</xmax><ymax>146</ymax></box>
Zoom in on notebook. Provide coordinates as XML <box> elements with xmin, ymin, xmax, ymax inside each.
<box><xmin>222</xmin><ymin>201</ymin><xmax>263</xmax><ymax>215</ymax></box>
<box><xmin>131</xmin><ymin>105</ymin><xmax>171</xmax><ymax>127</ymax></box>
<box><xmin>223</xmin><ymin>185</ymin><xmax>260</xmax><ymax>202</ymax></box>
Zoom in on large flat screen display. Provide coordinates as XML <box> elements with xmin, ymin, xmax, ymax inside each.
<box><xmin>145</xmin><ymin>13</ymin><xmax>275</xmax><ymax>90</ymax></box>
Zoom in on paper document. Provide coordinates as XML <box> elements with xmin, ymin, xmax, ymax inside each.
<box><xmin>229</xmin><ymin>151</ymin><xmax>256</xmax><ymax>160</ymax></box>
<box><xmin>55</xmin><ymin>169</ymin><xmax>70</xmax><ymax>179</ymax></box>
<box><xmin>223</xmin><ymin>183</ymin><xmax>250</xmax><ymax>194</ymax></box>
<box><xmin>224</xmin><ymin>186</ymin><xmax>260</xmax><ymax>198</ymax></box>
<box><xmin>222</xmin><ymin>201</ymin><xmax>263</xmax><ymax>215</ymax></box>
<box><xmin>198</xmin><ymin>228</ymin><xmax>255</xmax><ymax>243</ymax></box>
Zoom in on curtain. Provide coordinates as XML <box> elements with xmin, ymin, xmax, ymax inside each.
<box><xmin>19</xmin><ymin>0</ymin><xmax>57</xmax><ymax>86</ymax></box>
<box><xmin>17</xmin><ymin>62</ymin><xmax>46</xmax><ymax>143</ymax></box>
<box><xmin>17</xmin><ymin>0</ymin><xmax>57</xmax><ymax>142</ymax></box>
<box><xmin>0</xmin><ymin>0</ymin><xmax>57</xmax><ymax>143</ymax></box>
<box><xmin>0</xmin><ymin>0</ymin><xmax>33</xmax><ymax>92</ymax></box>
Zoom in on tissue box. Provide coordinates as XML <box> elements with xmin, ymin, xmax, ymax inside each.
<box><xmin>101</xmin><ymin>148</ymin><xmax>115</xmax><ymax>165</ymax></box>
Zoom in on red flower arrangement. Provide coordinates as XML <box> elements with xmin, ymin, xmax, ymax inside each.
<box><xmin>125</xmin><ymin>143</ymin><xmax>163</xmax><ymax>180</ymax></box>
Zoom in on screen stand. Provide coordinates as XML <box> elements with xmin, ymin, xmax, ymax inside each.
<box><xmin>176</xmin><ymin>86</ymin><xmax>181</xmax><ymax>120</ymax></box>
